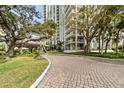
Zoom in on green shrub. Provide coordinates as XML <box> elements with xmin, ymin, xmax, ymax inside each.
<box><xmin>0</xmin><ymin>56</ymin><xmax>7</xmax><ymax>64</ymax></box>
<box><xmin>118</xmin><ymin>46</ymin><xmax>124</xmax><ymax>52</ymax></box>
<box><xmin>33</xmin><ymin>48</ymin><xmax>41</xmax><ymax>59</ymax></box>
<box><xmin>19</xmin><ymin>53</ymin><xmax>33</xmax><ymax>57</ymax></box>
<box><xmin>14</xmin><ymin>49</ymin><xmax>19</xmax><ymax>55</ymax></box>
<box><xmin>47</xmin><ymin>44</ymin><xmax>56</xmax><ymax>51</ymax></box>
<box><xmin>0</xmin><ymin>51</ymin><xmax>5</xmax><ymax>56</ymax></box>
<box><xmin>15</xmin><ymin>48</ymin><xmax>31</xmax><ymax>55</ymax></box>
<box><xmin>23</xmin><ymin>49</ymin><xmax>30</xmax><ymax>54</ymax></box>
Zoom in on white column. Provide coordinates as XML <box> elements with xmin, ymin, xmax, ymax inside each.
<box><xmin>75</xmin><ymin>5</ymin><xmax>78</xmax><ymax>50</ymax></box>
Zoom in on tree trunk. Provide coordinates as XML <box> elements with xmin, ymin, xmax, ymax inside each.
<box><xmin>19</xmin><ymin>47</ymin><xmax>24</xmax><ymax>54</ymax></box>
<box><xmin>85</xmin><ymin>40</ymin><xmax>91</xmax><ymax>53</ymax></box>
<box><xmin>3</xmin><ymin>41</ymin><xmax>15</xmax><ymax>57</ymax></box>
<box><xmin>98</xmin><ymin>31</ymin><xmax>101</xmax><ymax>53</ymax></box>
<box><xmin>29</xmin><ymin>48</ymin><xmax>33</xmax><ymax>53</ymax></box>
<box><xmin>3</xmin><ymin>42</ymin><xmax>9</xmax><ymax>52</ymax></box>
<box><xmin>105</xmin><ymin>39</ymin><xmax>110</xmax><ymax>53</ymax></box>
<box><xmin>6</xmin><ymin>45</ymin><xmax>15</xmax><ymax>57</ymax></box>
<box><xmin>101</xmin><ymin>33</ymin><xmax>104</xmax><ymax>54</ymax></box>
<box><xmin>116</xmin><ymin>29</ymin><xmax>120</xmax><ymax>54</ymax></box>
<box><xmin>116</xmin><ymin>40</ymin><xmax>118</xmax><ymax>54</ymax></box>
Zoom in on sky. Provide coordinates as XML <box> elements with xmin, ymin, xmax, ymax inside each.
<box><xmin>35</xmin><ymin>5</ymin><xmax>44</xmax><ymax>23</ymax></box>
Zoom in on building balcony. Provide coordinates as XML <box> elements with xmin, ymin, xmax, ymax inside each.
<box><xmin>77</xmin><ymin>32</ymin><xmax>83</xmax><ymax>36</ymax></box>
<box><xmin>65</xmin><ymin>17</ymin><xmax>76</xmax><ymax>28</ymax></box>
<box><xmin>65</xmin><ymin>27</ymin><xmax>75</xmax><ymax>34</ymax></box>
<box><xmin>65</xmin><ymin>31</ymin><xmax>75</xmax><ymax>39</ymax></box>
<box><xmin>65</xmin><ymin>38</ymin><xmax>75</xmax><ymax>44</ymax></box>
<box><xmin>65</xmin><ymin>23</ymin><xmax>76</xmax><ymax>35</ymax></box>
<box><xmin>64</xmin><ymin>5</ymin><xmax>71</xmax><ymax>15</ymax></box>
<box><xmin>65</xmin><ymin>32</ymin><xmax>84</xmax><ymax>40</ymax></box>
<box><xmin>65</xmin><ymin>6</ymin><xmax>75</xmax><ymax>17</ymax></box>
<box><xmin>65</xmin><ymin>37</ymin><xmax>84</xmax><ymax>44</ymax></box>
<box><xmin>77</xmin><ymin>40</ymin><xmax>84</xmax><ymax>43</ymax></box>
<box><xmin>65</xmin><ymin>10</ymin><xmax>76</xmax><ymax>23</ymax></box>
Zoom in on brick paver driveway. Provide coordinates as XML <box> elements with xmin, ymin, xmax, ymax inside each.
<box><xmin>37</xmin><ymin>54</ymin><xmax>124</xmax><ymax>88</ymax></box>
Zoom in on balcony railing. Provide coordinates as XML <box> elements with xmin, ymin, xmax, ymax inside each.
<box><xmin>77</xmin><ymin>39</ymin><xmax>83</xmax><ymax>42</ymax></box>
<box><xmin>65</xmin><ymin>38</ymin><xmax>75</xmax><ymax>44</ymax></box>
<box><xmin>65</xmin><ymin>31</ymin><xmax>75</xmax><ymax>39</ymax></box>
<box><xmin>66</xmin><ymin>27</ymin><xmax>75</xmax><ymax>34</ymax></box>
<box><xmin>65</xmin><ymin>10</ymin><xmax>76</xmax><ymax>23</ymax></box>
<box><xmin>65</xmin><ymin>6</ymin><xmax>75</xmax><ymax>18</ymax></box>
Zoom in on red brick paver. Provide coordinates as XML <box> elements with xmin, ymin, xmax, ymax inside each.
<box><xmin>37</xmin><ymin>55</ymin><xmax>124</xmax><ymax>88</ymax></box>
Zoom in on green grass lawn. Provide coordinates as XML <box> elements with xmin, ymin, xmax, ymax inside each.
<box><xmin>0</xmin><ymin>56</ymin><xmax>48</xmax><ymax>88</ymax></box>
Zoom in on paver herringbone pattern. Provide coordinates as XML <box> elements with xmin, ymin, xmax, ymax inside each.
<box><xmin>38</xmin><ymin>55</ymin><xmax>124</xmax><ymax>88</ymax></box>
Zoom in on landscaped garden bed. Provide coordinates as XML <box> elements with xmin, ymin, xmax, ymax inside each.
<box><xmin>65</xmin><ymin>52</ymin><xmax>124</xmax><ymax>59</ymax></box>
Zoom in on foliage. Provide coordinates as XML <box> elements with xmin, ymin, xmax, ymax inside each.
<box><xmin>56</xmin><ymin>40</ymin><xmax>64</xmax><ymax>50</ymax></box>
<box><xmin>118</xmin><ymin>45</ymin><xmax>124</xmax><ymax>52</ymax></box>
<box><xmin>32</xmin><ymin>20</ymin><xmax>57</xmax><ymax>38</ymax></box>
<box><xmin>0</xmin><ymin>5</ymin><xmax>40</xmax><ymax>57</ymax></box>
<box><xmin>78</xmin><ymin>5</ymin><xmax>124</xmax><ymax>53</ymax></box>
<box><xmin>14</xmin><ymin>48</ymin><xmax>30</xmax><ymax>55</ymax></box>
<box><xmin>78</xmin><ymin>6</ymin><xmax>104</xmax><ymax>52</ymax></box>
<box><xmin>47</xmin><ymin>44</ymin><xmax>56</xmax><ymax>51</ymax></box>
<box><xmin>33</xmin><ymin>48</ymin><xmax>41</xmax><ymax>59</ymax></box>
<box><xmin>0</xmin><ymin>55</ymin><xmax>7</xmax><ymax>64</ymax></box>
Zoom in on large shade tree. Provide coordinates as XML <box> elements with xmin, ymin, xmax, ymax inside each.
<box><xmin>114</xmin><ymin>16</ymin><xmax>124</xmax><ymax>54</ymax></box>
<box><xmin>95</xmin><ymin>5</ymin><xmax>123</xmax><ymax>53</ymax></box>
<box><xmin>33</xmin><ymin>20</ymin><xmax>57</xmax><ymax>38</ymax></box>
<box><xmin>78</xmin><ymin>5</ymin><xmax>124</xmax><ymax>53</ymax></box>
<box><xmin>0</xmin><ymin>5</ymin><xmax>40</xmax><ymax>57</ymax></box>
<box><xmin>78</xmin><ymin>5</ymin><xmax>104</xmax><ymax>53</ymax></box>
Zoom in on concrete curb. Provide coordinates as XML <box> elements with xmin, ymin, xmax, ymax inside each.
<box><xmin>30</xmin><ymin>55</ymin><xmax>51</xmax><ymax>88</ymax></box>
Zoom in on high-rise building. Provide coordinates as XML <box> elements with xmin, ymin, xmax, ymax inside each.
<box><xmin>58</xmin><ymin>5</ymin><xmax>65</xmax><ymax>49</ymax></box>
<box><xmin>43</xmin><ymin>5</ymin><xmax>47</xmax><ymax>22</ymax></box>
<box><xmin>43</xmin><ymin>5</ymin><xmax>60</xmax><ymax>45</ymax></box>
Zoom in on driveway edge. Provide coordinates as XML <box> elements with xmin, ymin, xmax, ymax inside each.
<box><xmin>30</xmin><ymin>54</ymin><xmax>51</xmax><ymax>88</ymax></box>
